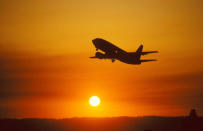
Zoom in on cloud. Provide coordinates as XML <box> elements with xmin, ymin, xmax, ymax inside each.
<box><xmin>0</xmin><ymin>51</ymin><xmax>87</xmax><ymax>102</ymax></box>
<box><xmin>143</xmin><ymin>72</ymin><xmax>203</xmax><ymax>114</ymax></box>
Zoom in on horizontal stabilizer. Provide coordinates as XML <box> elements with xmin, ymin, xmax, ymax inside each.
<box><xmin>141</xmin><ymin>59</ymin><xmax>157</xmax><ymax>63</ymax></box>
<box><xmin>141</xmin><ymin>51</ymin><xmax>158</xmax><ymax>55</ymax></box>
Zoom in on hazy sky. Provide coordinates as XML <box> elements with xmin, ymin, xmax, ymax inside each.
<box><xmin>0</xmin><ymin>0</ymin><xmax>203</xmax><ymax>118</ymax></box>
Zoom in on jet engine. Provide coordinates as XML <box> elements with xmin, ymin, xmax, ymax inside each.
<box><xmin>95</xmin><ymin>52</ymin><xmax>105</xmax><ymax>59</ymax></box>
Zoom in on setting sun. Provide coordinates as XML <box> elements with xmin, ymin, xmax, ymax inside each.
<box><xmin>89</xmin><ymin>96</ymin><xmax>100</xmax><ymax>107</ymax></box>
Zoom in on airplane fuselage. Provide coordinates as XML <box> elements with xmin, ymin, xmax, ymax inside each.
<box><xmin>90</xmin><ymin>38</ymin><xmax>157</xmax><ymax>65</ymax></box>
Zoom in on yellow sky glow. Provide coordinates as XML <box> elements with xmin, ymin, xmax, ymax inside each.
<box><xmin>0</xmin><ymin>0</ymin><xmax>202</xmax><ymax>118</ymax></box>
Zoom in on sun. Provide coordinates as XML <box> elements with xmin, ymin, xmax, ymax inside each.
<box><xmin>89</xmin><ymin>96</ymin><xmax>100</xmax><ymax>107</ymax></box>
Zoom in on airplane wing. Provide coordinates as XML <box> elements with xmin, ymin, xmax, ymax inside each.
<box><xmin>89</xmin><ymin>52</ymin><xmax>105</xmax><ymax>59</ymax></box>
<box><xmin>89</xmin><ymin>56</ymin><xmax>96</xmax><ymax>58</ymax></box>
<box><xmin>141</xmin><ymin>51</ymin><xmax>158</xmax><ymax>55</ymax></box>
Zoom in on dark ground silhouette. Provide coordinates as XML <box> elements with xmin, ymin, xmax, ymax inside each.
<box><xmin>1</xmin><ymin>116</ymin><xmax>202</xmax><ymax>131</ymax></box>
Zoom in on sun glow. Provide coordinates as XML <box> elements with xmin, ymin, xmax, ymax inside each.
<box><xmin>89</xmin><ymin>96</ymin><xmax>100</xmax><ymax>107</ymax></box>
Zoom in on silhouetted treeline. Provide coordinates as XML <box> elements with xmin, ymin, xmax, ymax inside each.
<box><xmin>0</xmin><ymin>116</ymin><xmax>202</xmax><ymax>131</ymax></box>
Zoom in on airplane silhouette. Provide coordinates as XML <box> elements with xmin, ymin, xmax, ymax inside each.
<box><xmin>90</xmin><ymin>38</ymin><xmax>158</xmax><ymax>65</ymax></box>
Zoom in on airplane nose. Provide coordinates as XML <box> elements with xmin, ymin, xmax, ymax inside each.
<box><xmin>92</xmin><ymin>39</ymin><xmax>96</xmax><ymax>44</ymax></box>
<box><xmin>92</xmin><ymin>39</ymin><xmax>98</xmax><ymax>46</ymax></box>
<box><xmin>92</xmin><ymin>38</ymin><xmax>102</xmax><ymax>48</ymax></box>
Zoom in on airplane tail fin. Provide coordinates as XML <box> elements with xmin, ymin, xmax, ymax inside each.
<box><xmin>136</xmin><ymin>45</ymin><xmax>143</xmax><ymax>60</ymax></box>
<box><xmin>136</xmin><ymin>45</ymin><xmax>143</xmax><ymax>53</ymax></box>
<box><xmin>140</xmin><ymin>59</ymin><xmax>157</xmax><ymax>63</ymax></box>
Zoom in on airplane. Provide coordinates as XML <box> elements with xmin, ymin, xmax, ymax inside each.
<box><xmin>90</xmin><ymin>38</ymin><xmax>158</xmax><ymax>65</ymax></box>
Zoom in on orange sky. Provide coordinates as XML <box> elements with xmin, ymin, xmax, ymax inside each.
<box><xmin>0</xmin><ymin>0</ymin><xmax>202</xmax><ymax>118</ymax></box>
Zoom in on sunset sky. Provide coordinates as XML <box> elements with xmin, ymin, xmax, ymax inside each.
<box><xmin>0</xmin><ymin>0</ymin><xmax>202</xmax><ymax>118</ymax></box>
